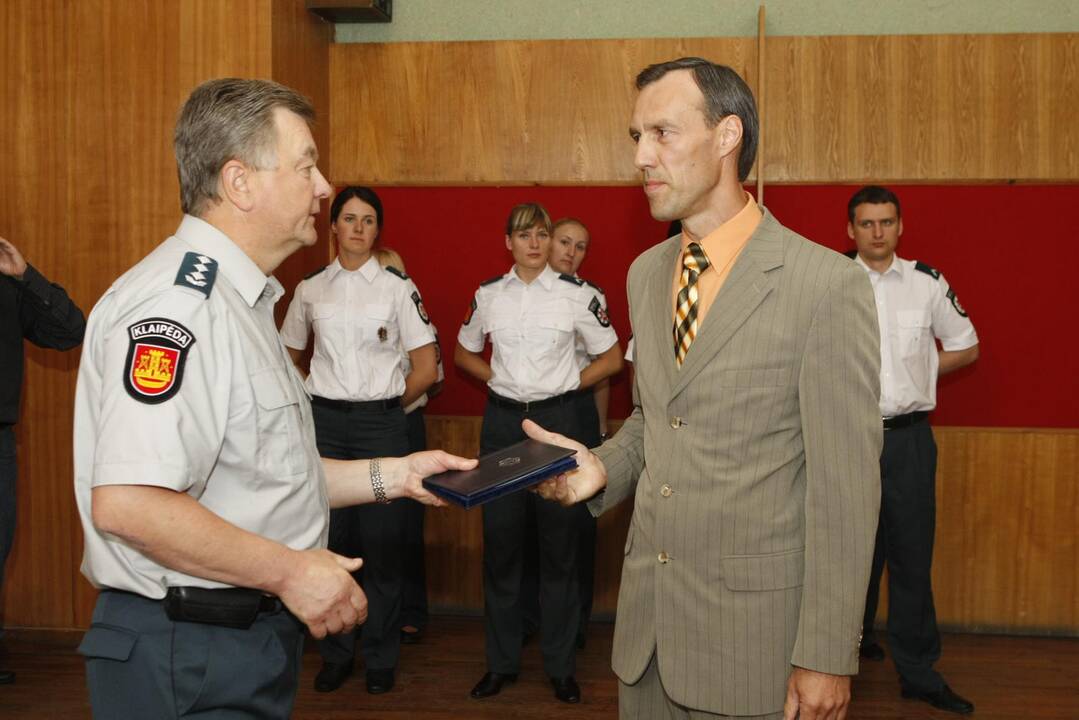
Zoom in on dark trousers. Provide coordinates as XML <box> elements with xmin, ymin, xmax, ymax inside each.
<box><xmin>80</xmin><ymin>590</ymin><xmax>303</xmax><ymax>720</ymax></box>
<box><xmin>862</xmin><ymin>421</ymin><xmax>944</xmax><ymax>692</ymax></box>
<box><xmin>313</xmin><ymin>402</ymin><xmax>410</xmax><ymax>671</ymax></box>
<box><xmin>571</xmin><ymin>391</ymin><xmax>601</xmax><ymax>637</ymax></box>
<box><xmin>521</xmin><ymin>391</ymin><xmax>600</xmax><ymax>641</ymax></box>
<box><xmin>480</xmin><ymin>398</ymin><xmax>580</xmax><ymax>678</ymax></box>
<box><xmin>401</xmin><ymin>408</ymin><xmax>428</xmax><ymax>630</ymax></box>
<box><xmin>0</xmin><ymin>427</ymin><xmax>15</xmax><ymax>611</ymax></box>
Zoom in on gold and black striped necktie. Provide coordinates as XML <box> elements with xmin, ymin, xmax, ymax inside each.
<box><xmin>674</xmin><ymin>242</ymin><xmax>710</xmax><ymax>366</ymax></box>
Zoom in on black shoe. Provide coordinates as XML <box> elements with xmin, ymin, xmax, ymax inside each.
<box><xmin>551</xmin><ymin>676</ymin><xmax>581</xmax><ymax>704</ymax></box>
<box><xmin>314</xmin><ymin>662</ymin><xmax>352</xmax><ymax>693</ymax></box>
<box><xmin>901</xmin><ymin>684</ymin><xmax>975</xmax><ymax>714</ymax></box>
<box><xmin>400</xmin><ymin>627</ymin><xmax>424</xmax><ymax>645</ymax></box>
<box><xmin>859</xmin><ymin>640</ymin><xmax>885</xmax><ymax>661</ymax></box>
<box><xmin>0</xmin><ymin>670</ymin><xmax>13</xmax><ymax>685</ymax></box>
<box><xmin>366</xmin><ymin>668</ymin><xmax>395</xmax><ymax>694</ymax></box>
<box><xmin>470</xmin><ymin>671</ymin><xmax>518</xmax><ymax>699</ymax></box>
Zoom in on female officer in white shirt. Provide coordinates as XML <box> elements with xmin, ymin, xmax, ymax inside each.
<box><xmin>281</xmin><ymin>186</ymin><xmax>437</xmax><ymax>695</ymax></box>
<box><xmin>455</xmin><ymin>203</ymin><xmax>622</xmax><ymax>704</ymax></box>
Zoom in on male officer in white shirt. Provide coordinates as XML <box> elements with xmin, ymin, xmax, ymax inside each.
<box><xmin>848</xmin><ymin>185</ymin><xmax>978</xmax><ymax>715</ymax></box>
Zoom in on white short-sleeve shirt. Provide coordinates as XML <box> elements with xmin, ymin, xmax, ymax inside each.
<box><xmin>457</xmin><ymin>265</ymin><xmax>617</xmax><ymax>402</ymax></box>
<box><xmin>280</xmin><ymin>256</ymin><xmax>436</xmax><ymax>402</ymax></box>
<box><xmin>74</xmin><ymin>215</ymin><xmax>329</xmax><ymax>599</ymax></box>
<box><xmin>855</xmin><ymin>254</ymin><xmax>978</xmax><ymax>416</ymax></box>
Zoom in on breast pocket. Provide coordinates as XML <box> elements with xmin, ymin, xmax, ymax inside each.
<box><xmin>896</xmin><ymin>310</ymin><xmax>932</xmax><ymax>360</ymax></box>
<box><xmin>360</xmin><ymin>303</ymin><xmax>398</xmax><ymax>346</ymax></box>
<box><xmin>250</xmin><ymin>366</ymin><xmax>309</xmax><ymax>477</ymax></box>
<box><xmin>531</xmin><ymin>312</ymin><xmax>574</xmax><ymax>357</ymax></box>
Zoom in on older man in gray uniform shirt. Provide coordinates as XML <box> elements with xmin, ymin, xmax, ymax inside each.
<box><xmin>73</xmin><ymin>78</ymin><xmax>473</xmax><ymax>720</ymax></box>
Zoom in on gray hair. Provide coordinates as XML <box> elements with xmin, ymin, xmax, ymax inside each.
<box><xmin>174</xmin><ymin>78</ymin><xmax>315</xmax><ymax>216</ymax></box>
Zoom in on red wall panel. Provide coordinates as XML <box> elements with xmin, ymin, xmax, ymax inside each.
<box><xmin>335</xmin><ymin>185</ymin><xmax>1078</xmax><ymax>429</ymax></box>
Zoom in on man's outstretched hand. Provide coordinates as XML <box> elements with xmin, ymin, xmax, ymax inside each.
<box><xmin>524</xmin><ymin>419</ymin><xmax>608</xmax><ymax>506</ymax></box>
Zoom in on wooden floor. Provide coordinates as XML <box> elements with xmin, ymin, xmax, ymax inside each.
<box><xmin>1</xmin><ymin>618</ymin><xmax>1076</xmax><ymax>719</ymax></box>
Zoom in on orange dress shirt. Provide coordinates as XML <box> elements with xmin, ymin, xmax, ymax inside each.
<box><xmin>670</xmin><ymin>194</ymin><xmax>763</xmax><ymax>329</ymax></box>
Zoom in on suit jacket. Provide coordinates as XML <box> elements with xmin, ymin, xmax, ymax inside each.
<box><xmin>592</xmin><ymin>209</ymin><xmax>882</xmax><ymax>716</ymax></box>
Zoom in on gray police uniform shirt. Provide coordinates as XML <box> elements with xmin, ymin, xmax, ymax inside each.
<box><xmin>279</xmin><ymin>256</ymin><xmax>436</xmax><ymax>402</ymax></box>
<box><xmin>854</xmin><ymin>253</ymin><xmax>978</xmax><ymax>417</ymax></box>
<box><xmin>458</xmin><ymin>264</ymin><xmax>617</xmax><ymax>402</ymax></box>
<box><xmin>74</xmin><ymin>215</ymin><xmax>328</xmax><ymax>599</ymax></box>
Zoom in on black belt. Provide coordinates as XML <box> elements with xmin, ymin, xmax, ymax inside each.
<box><xmin>488</xmin><ymin>390</ymin><xmax>573</xmax><ymax>413</ymax></box>
<box><xmin>883</xmin><ymin>411</ymin><xmax>929</xmax><ymax>430</ymax></box>
<box><xmin>311</xmin><ymin>395</ymin><xmax>401</xmax><ymax>413</ymax></box>
<box><xmin>163</xmin><ymin>586</ymin><xmax>283</xmax><ymax>629</ymax></box>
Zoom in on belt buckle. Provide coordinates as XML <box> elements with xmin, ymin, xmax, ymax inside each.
<box><xmin>521</xmin><ymin>399</ymin><xmax>532</xmax><ymax>413</ymax></box>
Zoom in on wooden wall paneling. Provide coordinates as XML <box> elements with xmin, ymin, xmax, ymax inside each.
<box><xmin>764</xmin><ymin>34</ymin><xmax>1079</xmax><ymax>183</ymax></box>
<box><xmin>330</xmin><ymin>34</ymin><xmax>1078</xmax><ymax>185</ymax></box>
<box><xmin>329</xmin><ymin>38</ymin><xmax>757</xmax><ymax>186</ymax></box>
<box><xmin>0</xmin><ymin>0</ymin><xmax>77</xmax><ymax>630</ymax></box>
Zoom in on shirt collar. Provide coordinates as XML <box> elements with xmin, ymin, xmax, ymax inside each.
<box><xmin>507</xmin><ymin>264</ymin><xmax>557</xmax><ymax>290</ymax></box>
<box><xmin>326</xmin><ymin>255</ymin><xmax>380</xmax><ymax>283</ymax></box>
<box><xmin>685</xmin><ymin>193</ymin><xmax>763</xmax><ymax>267</ymax></box>
<box><xmin>854</xmin><ymin>252</ymin><xmax>904</xmax><ymax>278</ymax></box>
<box><xmin>175</xmin><ymin>215</ymin><xmax>270</xmax><ymax>307</ymax></box>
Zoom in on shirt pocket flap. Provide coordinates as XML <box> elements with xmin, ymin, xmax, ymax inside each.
<box><xmin>312</xmin><ymin>302</ymin><xmax>336</xmax><ymax>320</ymax></box>
<box><xmin>536</xmin><ymin>314</ymin><xmax>573</xmax><ymax>333</ymax></box>
<box><xmin>897</xmin><ymin>310</ymin><xmax>931</xmax><ymax>328</ymax></box>
<box><xmin>250</xmin><ymin>367</ymin><xmax>299</xmax><ymax>410</ymax></box>
<box><xmin>365</xmin><ymin>303</ymin><xmax>393</xmax><ymax>321</ymax></box>
<box><xmin>720</xmin><ymin>547</ymin><xmax>805</xmax><ymax>591</ymax></box>
<box><xmin>78</xmin><ymin>623</ymin><xmax>138</xmax><ymax>661</ymax></box>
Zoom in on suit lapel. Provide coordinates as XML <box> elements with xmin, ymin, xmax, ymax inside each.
<box><xmin>640</xmin><ymin>238</ymin><xmax>680</xmax><ymax>397</ymax></box>
<box><xmin>669</xmin><ymin>210</ymin><xmax>785</xmax><ymax>400</ymax></box>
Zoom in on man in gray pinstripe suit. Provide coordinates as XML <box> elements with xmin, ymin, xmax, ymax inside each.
<box><xmin>530</xmin><ymin>57</ymin><xmax>882</xmax><ymax>720</ymax></box>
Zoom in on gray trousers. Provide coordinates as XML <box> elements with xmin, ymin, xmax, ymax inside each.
<box><xmin>619</xmin><ymin>653</ymin><xmax>785</xmax><ymax>720</ymax></box>
<box><xmin>80</xmin><ymin>590</ymin><xmax>303</xmax><ymax>720</ymax></box>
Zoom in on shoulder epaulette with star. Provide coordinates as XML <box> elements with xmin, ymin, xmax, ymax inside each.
<box><xmin>558</xmin><ymin>273</ymin><xmax>584</xmax><ymax>287</ymax></box>
<box><xmin>385</xmin><ymin>266</ymin><xmax>410</xmax><ymax>281</ymax></box>
<box><xmin>914</xmin><ymin>261</ymin><xmax>940</xmax><ymax>280</ymax></box>
<box><xmin>304</xmin><ymin>265</ymin><xmax>327</xmax><ymax>280</ymax></box>
<box><xmin>479</xmin><ymin>274</ymin><xmax>503</xmax><ymax>287</ymax></box>
<box><xmin>173</xmin><ymin>251</ymin><xmax>218</xmax><ymax>299</ymax></box>
<box><xmin>582</xmin><ymin>278</ymin><xmax>605</xmax><ymax>295</ymax></box>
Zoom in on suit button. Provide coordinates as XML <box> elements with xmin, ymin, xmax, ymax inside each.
<box><xmin>660</xmin><ymin>484</ymin><xmax>673</xmax><ymax>497</ymax></box>
<box><xmin>669</xmin><ymin>417</ymin><xmax>681</xmax><ymax>428</ymax></box>
<box><xmin>657</xmin><ymin>552</ymin><xmax>670</xmax><ymax>564</ymax></box>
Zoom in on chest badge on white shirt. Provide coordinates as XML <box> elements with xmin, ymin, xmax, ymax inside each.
<box><xmin>378</xmin><ymin>326</ymin><xmax>388</xmax><ymax>342</ymax></box>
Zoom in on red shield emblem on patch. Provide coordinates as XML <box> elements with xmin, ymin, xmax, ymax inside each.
<box><xmin>130</xmin><ymin>343</ymin><xmax>179</xmax><ymax>396</ymax></box>
<box><xmin>124</xmin><ymin>318</ymin><xmax>195</xmax><ymax>404</ymax></box>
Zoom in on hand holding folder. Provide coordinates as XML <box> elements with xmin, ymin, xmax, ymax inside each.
<box><xmin>422</xmin><ymin>437</ymin><xmax>578</xmax><ymax>509</ymax></box>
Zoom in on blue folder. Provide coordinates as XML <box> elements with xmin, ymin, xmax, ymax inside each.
<box><xmin>422</xmin><ymin>438</ymin><xmax>578</xmax><ymax>509</ymax></box>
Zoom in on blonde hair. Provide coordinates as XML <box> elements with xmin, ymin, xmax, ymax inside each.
<box><xmin>376</xmin><ymin>247</ymin><xmax>406</xmax><ymax>274</ymax></box>
<box><xmin>505</xmin><ymin>203</ymin><xmax>552</xmax><ymax>235</ymax></box>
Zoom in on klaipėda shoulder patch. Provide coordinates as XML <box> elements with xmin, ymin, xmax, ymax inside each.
<box><xmin>123</xmin><ymin>318</ymin><xmax>196</xmax><ymax>404</ymax></box>
<box><xmin>463</xmin><ymin>297</ymin><xmax>478</xmax><ymax>325</ymax></box>
<box><xmin>411</xmin><ymin>291</ymin><xmax>431</xmax><ymax>324</ymax></box>
<box><xmin>588</xmin><ymin>296</ymin><xmax>610</xmax><ymax>327</ymax></box>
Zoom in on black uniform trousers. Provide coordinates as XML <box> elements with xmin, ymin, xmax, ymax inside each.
<box><xmin>313</xmin><ymin>402</ymin><xmax>410</xmax><ymax>672</ymax></box>
<box><xmin>570</xmin><ymin>390</ymin><xmax>601</xmax><ymax>638</ymax></box>
<box><xmin>401</xmin><ymin>407</ymin><xmax>429</xmax><ymax>631</ymax></box>
<box><xmin>480</xmin><ymin>398</ymin><xmax>581</xmax><ymax>679</ymax></box>
<box><xmin>0</xmin><ymin>427</ymin><xmax>15</xmax><ymax>611</ymax></box>
<box><xmin>80</xmin><ymin>589</ymin><xmax>304</xmax><ymax>720</ymax></box>
<box><xmin>862</xmin><ymin>419</ymin><xmax>944</xmax><ymax>693</ymax></box>
<box><xmin>520</xmin><ymin>390</ymin><xmax>601</xmax><ymax>642</ymax></box>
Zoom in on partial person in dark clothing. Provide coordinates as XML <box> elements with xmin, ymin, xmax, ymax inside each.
<box><xmin>0</xmin><ymin>235</ymin><xmax>86</xmax><ymax>685</ymax></box>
